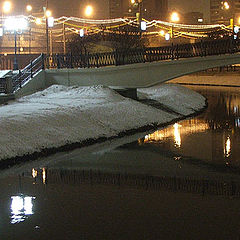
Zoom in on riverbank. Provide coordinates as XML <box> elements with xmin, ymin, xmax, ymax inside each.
<box><xmin>0</xmin><ymin>84</ymin><xmax>205</xmax><ymax>166</ymax></box>
<box><xmin>170</xmin><ymin>74</ymin><xmax>240</xmax><ymax>87</ymax></box>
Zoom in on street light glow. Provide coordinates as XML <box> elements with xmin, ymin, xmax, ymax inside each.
<box><xmin>35</xmin><ymin>18</ymin><xmax>42</xmax><ymax>25</ymax></box>
<box><xmin>4</xmin><ymin>17</ymin><xmax>28</xmax><ymax>31</ymax></box>
<box><xmin>26</xmin><ymin>4</ymin><xmax>32</xmax><ymax>12</ymax></box>
<box><xmin>170</xmin><ymin>12</ymin><xmax>180</xmax><ymax>22</ymax></box>
<box><xmin>45</xmin><ymin>9</ymin><xmax>52</xmax><ymax>18</ymax></box>
<box><xmin>3</xmin><ymin>1</ymin><xmax>12</xmax><ymax>13</ymax></box>
<box><xmin>85</xmin><ymin>5</ymin><xmax>93</xmax><ymax>17</ymax></box>
<box><xmin>48</xmin><ymin>16</ymin><xmax>54</xmax><ymax>27</ymax></box>
<box><xmin>223</xmin><ymin>2</ymin><xmax>230</xmax><ymax>10</ymax></box>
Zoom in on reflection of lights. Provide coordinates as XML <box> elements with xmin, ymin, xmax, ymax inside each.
<box><xmin>32</xmin><ymin>168</ymin><xmax>37</xmax><ymax>178</ymax></box>
<box><xmin>42</xmin><ymin>168</ymin><xmax>46</xmax><ymax>184</ymax></box>
<box><xmin>173</xmin><ymin>123</ymin><xmax>181</xmax><ymax>148</ymax></box>
<box><xmin>224</xmin><ymin>136</ymin><xmax>231</xmax><ymax>158</ymax></box>
<box><xmin>11</xmin><ymin>195</ymin><xmax>35</xmax><ymax>224</ymax></box>
<box><xmin>143</xmin><ymin>119</ymin><xmax>209</xmax><ymax>143</ymax></box>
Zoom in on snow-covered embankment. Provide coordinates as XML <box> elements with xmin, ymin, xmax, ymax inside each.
<box><xmin>0</xmin><ymin>83</ymin><xmax>206</xmax><ymax>161</ymax></box>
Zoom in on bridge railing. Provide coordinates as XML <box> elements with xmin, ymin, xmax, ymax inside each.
<box><xmin>0</xmin><ymin>38</ymin><xmax>239</xmax><ymax>94</ymax></box>
<box><xmin>46</xmin><ymin>38</ymin><xmax>240</xmax><ymax>69</ymax></box>
<box><xmin>10</xmin><ymin>54</ymin><xmax>44</xmax><ymax>93</ymax></box>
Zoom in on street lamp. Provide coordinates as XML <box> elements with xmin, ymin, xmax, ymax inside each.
<box><xmin>130</xmin><ymin>0</ymin><xmax>143</xmax><ymax>32</ymax></box>
<box><xmin>26</xmin><ymin>4</ymin><xmax>32</xmax><ymax>12</ymax></box>
<box><xmin>170</xmin><ymin>11</ymin><xmax>180</xmax><ymax>41</ymax></box>
<box><xmin>4</xmin><ymin>17</ymin><xmax>28</xmax><ymax>70</ymax></box>
<box><xmin>84</xmin><ymin>5</ymin><xmax>93</xmax><ymax>17</ymax></box>
<box><xmin>2</xmin><ymin>1</ymin><xmax>11</xmax><ymax>14</ymax></box>
<box><xmin>170</xmin><ymin>12</ymin><xmax>180</xmax><ymax>22</ymax></box>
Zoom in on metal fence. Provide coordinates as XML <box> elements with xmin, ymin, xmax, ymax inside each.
<box><xmin>11</xmin><ymin>54</ymin><xmax>44</xmax><ymax>92</ymax></box>
<box><xmin>46</xmin><ymin>169</ymin><xmax>240</xmax><ymax>197</ymax></box>
<box><xmin>1</xmin><ymin>37</ymin><xmax>239</xmax><ymax>94</ymax></box>
<box><xmin>46</xmin><ymin>38</ymin><xmax>240</xmax><ymax>69</ymax></box>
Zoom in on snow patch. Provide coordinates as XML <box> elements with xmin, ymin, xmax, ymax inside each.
<box><xmin>0</xmin><ymin>84</ymin><xmax>206</xmax><ymax>161</ymax></box>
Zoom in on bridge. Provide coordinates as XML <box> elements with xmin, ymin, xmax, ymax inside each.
<box><xmin>0</xmin><ymin>37</ymin><xmax>240</xmax><ymax>101</ymax></box>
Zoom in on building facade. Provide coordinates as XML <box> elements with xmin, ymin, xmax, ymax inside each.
<box><xmin>210</xmin><ymin>0</ymin><xmax>240</xmax><ymax>25</ymax></box>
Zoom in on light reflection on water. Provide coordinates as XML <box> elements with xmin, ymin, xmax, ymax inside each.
<box><xmin>2</xmin><ymin>86</ymin><xmax>240</xmax><ymax>240</ymax></box>
<box><xmin>140</xmin><ymin>86</ymin><xmax>240</xmax><ymax>168</ymax></box>
<box><xmin>10</xmin><ymin>195</ymin><xmax>35</xmax><ymax>224</ymax></box>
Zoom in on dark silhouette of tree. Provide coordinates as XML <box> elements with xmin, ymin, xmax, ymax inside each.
<box><xmin>67</xmin><ymin>25</ymin><xmax>148</xmax><ymax>54</ymax></box>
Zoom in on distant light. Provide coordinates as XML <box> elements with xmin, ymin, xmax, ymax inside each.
<box><xmin>234</xmin><ymin>34</ymin><xmax>237</xmax><ymax>40</ymax></box>
<box><xmin>48</xmin><ymin>16</ymin><xmax>54</xmax><ymax>27</ymax></box>
<box><xmin>3</xmin><ymin>1</ymin><xmax>11</xmax><ymax>13</ymax></box>
<box><xmin>35</xmin><ymin>18</ymin><xmax>42</xmax><ymax>25</ymax></box>
<box><xmin>159</xmin><ymin>30</ymin><xmax>165</xmax><ymax>36</ymax></box>
<box><xmin>223</xmin><ymin>1</ymin><xmax>230</xmax><ymax>10</ymax></box>
<box><xmin>165</xmin><ymin>33</ymin><xmax>170</xmax><ymax>41</ymax></box>
<box><xmin>26</xmin><ymin>5</ymin><xmax>32</xmax><ymax>12</ymax></box>
<box><xmin>198</xmin><ymin>18</ymin><xmax>203</xmax><ymax>23</ymax></box>
<box><xmin>140</xmin><ymin>21</ymin><xmax>146</xmax><ymax>31</ymax></box>
<box><xmin>234</xmin><ymin>26</ymin><xmax>239</xmax><ymax>34</ymax></box>
<box><xmin>79</xmin><ymin>28</ymin><xmax>84</xmax><ymax>37</ymax></box>
<box><xmin>45</xmin><ymin>9</ymin><xmax>52</xmax><ymax>18</ymax></box>
<box><xmin>131</xmin><ymin>0</ymin><xmax>135</xmax><ymax>4</ymax></box>
<box><xmin>85</xmin><ymin>5</ymin><xmax>93</xmax><ymax>17</ymax></box>
<box><xmin>170</xmin><ymin>12</ymin><xmax>180</xmax><ymax>22</ymax></box>
<box><xmin>4</xmin><ymin>17</ymin><xmax>28</xmax><ymax>31</ymax></box>
<box><xmin>0</xmin><ymin>28</ymin><xmax>3</xmax><ymax>36</ymax></box>
<box><xmin>20</xmin><ymin>47</ymin><xmax>23</xmax><ymax>52</ymax></box>
<box><xmin>4</xmin><ymin>53</ymin><xmax>7</xmax><ymax>56</ymax></box>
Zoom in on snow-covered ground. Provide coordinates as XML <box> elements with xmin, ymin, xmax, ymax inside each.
<box><xmin>0</xmin><ymin>84</ymin><xmax>206</xmax><ymax>161</ymax></box>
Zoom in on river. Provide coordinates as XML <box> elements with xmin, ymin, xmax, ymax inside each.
<box><xmin>1</xmin><ymin>85</ymin><xmax>240</xmax><ymax>240</ymax></box>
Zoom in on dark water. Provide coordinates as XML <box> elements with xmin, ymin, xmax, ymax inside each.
<box><xmin>1</xmin><ymin>86</ymin><xmax>240</xmax><ymax>240</ymax></box>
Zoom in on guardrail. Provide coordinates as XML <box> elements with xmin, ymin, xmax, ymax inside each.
<box><xmin>0</xmin><ymin>37</ymin><xmax>239</xmax><ymax>95</ymax></box>
<box><xmin>45</xmin><ymin>169</ymin><xmax>240</xmax><ymax>197</ymax></box>
<box><xmin>46</xmin><ymin>38</ymin><xmax>240</xmax><ymax>69</ymax></box>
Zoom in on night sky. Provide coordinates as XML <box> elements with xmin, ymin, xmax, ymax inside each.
<box><xmin>12</xmin><ymin>0</ymin><xmax>211</xmax><ymax>22</ymax></box>
<box><xmin>169</xmin><ymin>0</ymin><xmax>210</xmax><ymax>22</ymax></box>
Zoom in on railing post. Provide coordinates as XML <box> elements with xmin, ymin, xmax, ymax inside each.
<box><xmin>41</xmin><ymin>53</ymin><xmax>45</xmax><ymax>70</ymax></box>
<box><xmin>87</xmin><ymin>52</ymin><xmax>90</xmax><ymax>68</ymax></box>
<box><xmin>96</xmin><ymin>53</ymin><xmax>99</xmax><ymax>68</ymax></box>
<box><xmin>70</xmin><ymin>52</ymin><xmax>73</xmax><ymax>68</ymax></box>
<box><xmin>171</xmin><ymin>43</ymin><xmax>174</xmax><ymax>60</ymax></box>
<box><xmin>56</xmin><ymin>54</ymin><xmax>61</xmax><ymax>69</ymax></box>
<box><xmin>30</xmin><ymin>61</ymin><xmax>33</xmax><ymax>78</ymax></box>
<box><xmin>176</xmin><ymin>44</ymin><xmax>179</xmax><ymax>59</ymax></box>
<box><xmin>115</xmin><ymin>50</ymin><xmax>118</xmax><ymax>66</ymax></box>
<box><xmin>19</xmin><ymin>70</ymin><xmax>22</xmax><ymax>88</ymax></box>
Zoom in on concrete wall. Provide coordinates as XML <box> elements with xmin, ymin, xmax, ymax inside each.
<box><xmin>45</xmin><ymin>53</ymin><xmax>240</xmax><ymax>89</ymax></box>
<box><xmin>6</xmin><ymin>52</ymin><xmax>240</xmax><ymax>101</ymax></box>
<box><xmin>15</xmin><ymin>70</ymin><xmax>46</xmax><ymax>98</ymax></box>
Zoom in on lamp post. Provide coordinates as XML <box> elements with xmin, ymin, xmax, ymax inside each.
<box><xmin>4</xmin><ymin>17</ymin><xmax>28</xmax><ymax>70</ymax></box>
<box><xmin>221</xmin><ymin>1</ymin><xmax>235</xmax><ymax>37</ymax></box>
<box><xmin>170</xmin><ymin>11</ymin><xmax>180</xmax><ymax>42</ymax></box>
<box><xmin>130</xmin><ymin>0</ymin><xmax>143</xmax><ymax>30</ymax></box>
<box><xmin>84</xmin><ymin>5</ymin><xmax>93</xmax><ymax>18</ymax></box>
